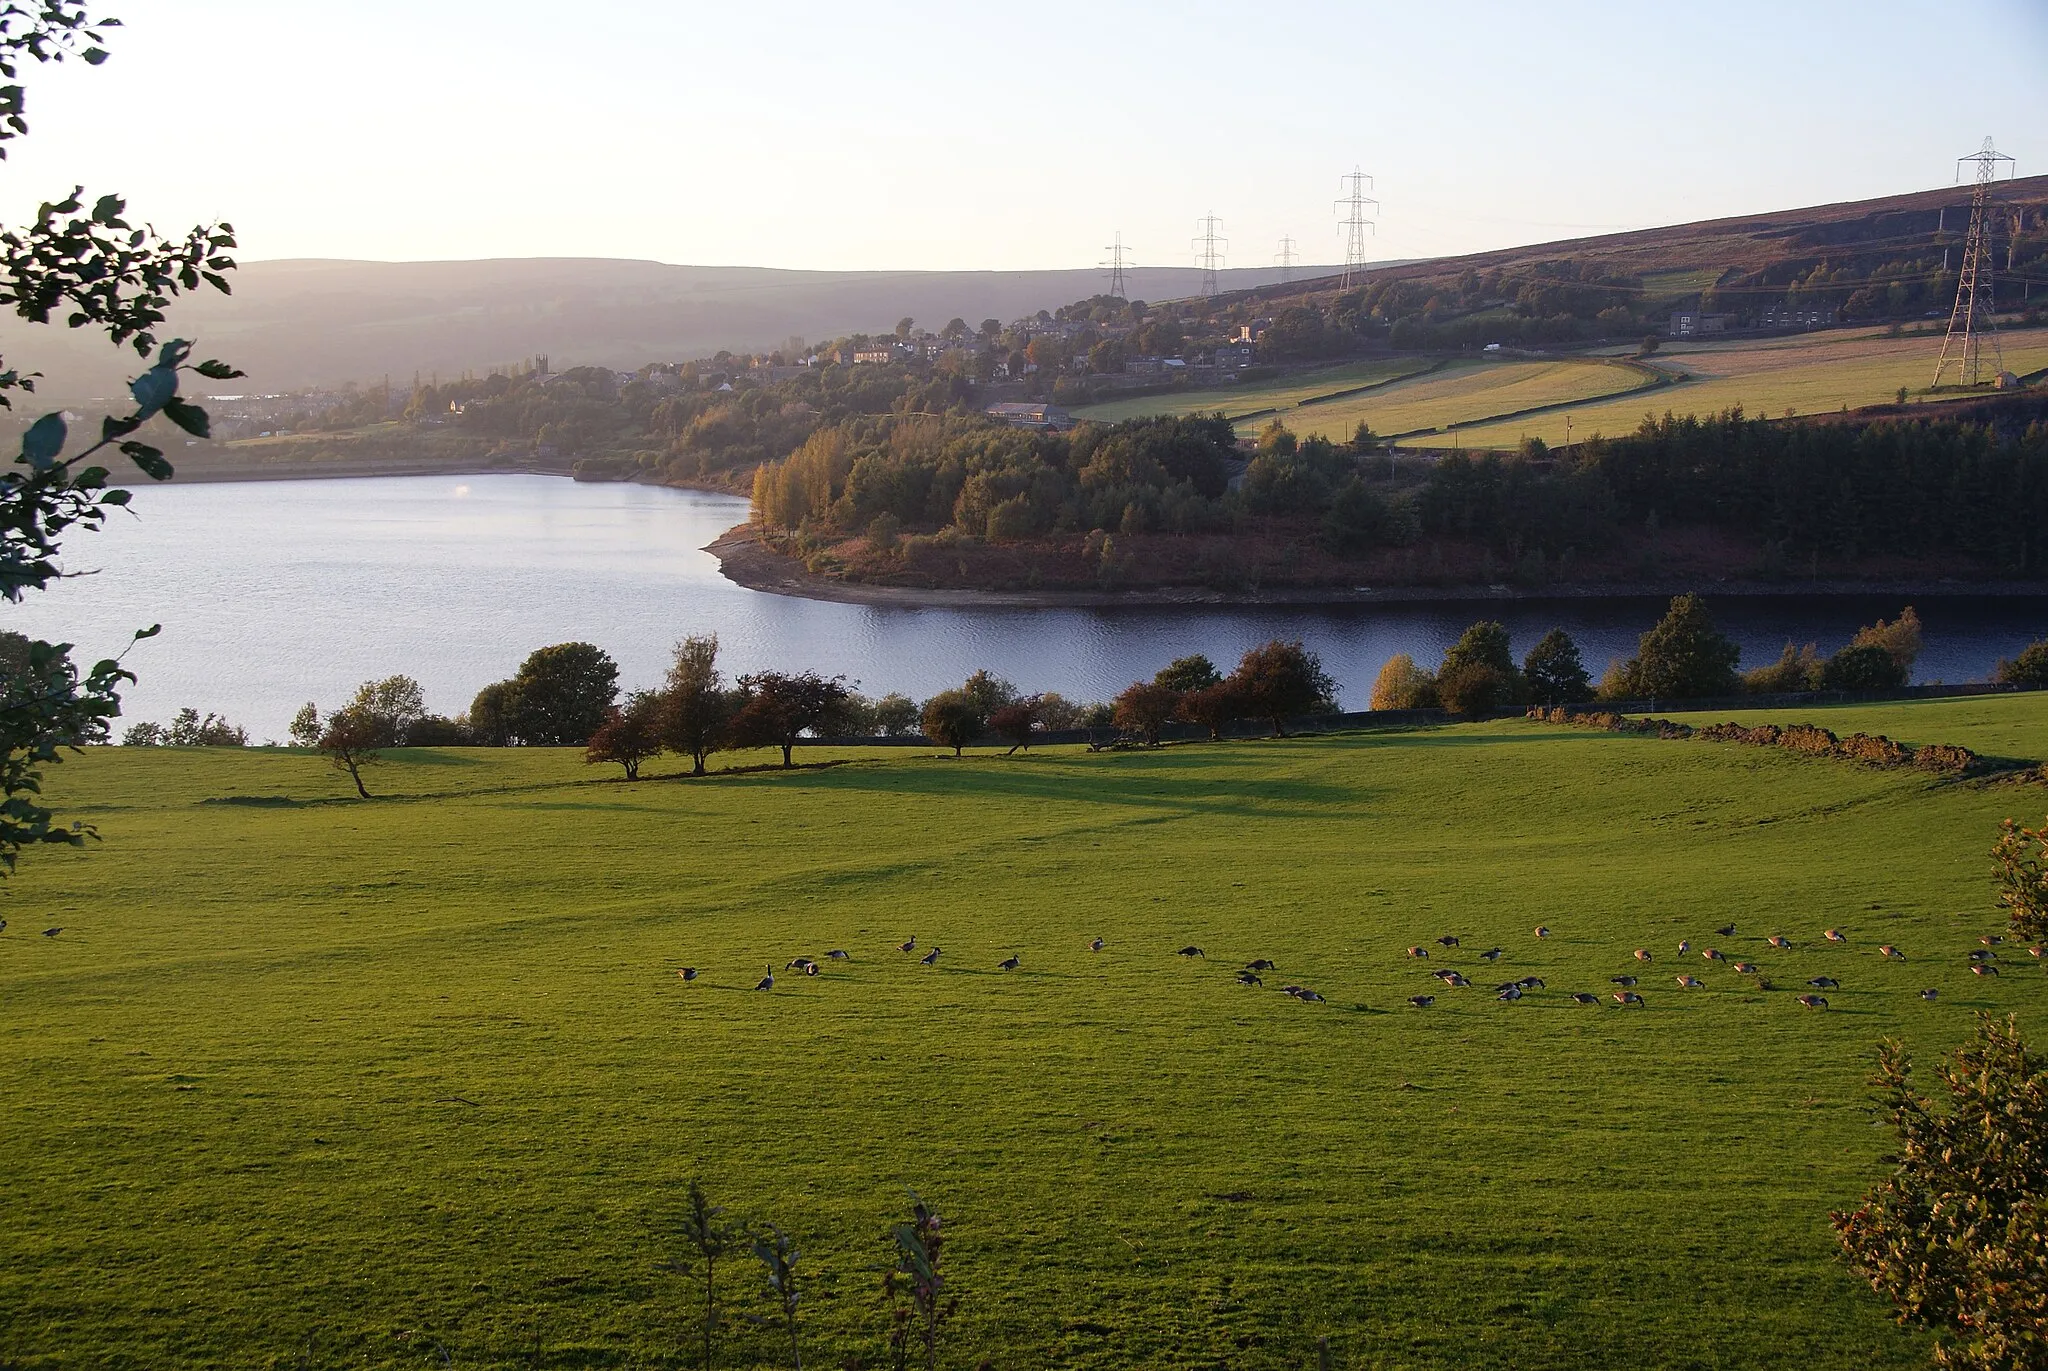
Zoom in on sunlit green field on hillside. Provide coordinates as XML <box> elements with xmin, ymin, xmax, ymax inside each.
<box><xmin>1278</xmin><ymin>358</ymin><xmax>1650</xmax><ymax>443</ymax></box>
<box><xmin>5</xmin><ymin>706</ymin><xmax>2047</xmax><ymax>1369</ymax></box>
<box><xmin>1436</xmin><ymin>326</ymin><xmax>2048</xmax><ymax>450</ymax></box>
<box><xmin>1070</xmin><ymin>357</ymin><xmax>1434</xmax><ymax>424</ymax></box>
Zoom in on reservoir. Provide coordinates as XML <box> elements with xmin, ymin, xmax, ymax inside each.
<box><xmin>10</xmin><ymin>474</ymin><xmax>2048</xmax><ymax>740</ymax></box>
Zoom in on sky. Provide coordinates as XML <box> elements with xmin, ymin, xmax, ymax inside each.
<box><xmin>4</xmin><ymin>0</ymin><xmax>2046</xmax><ymax>273</ymax></box>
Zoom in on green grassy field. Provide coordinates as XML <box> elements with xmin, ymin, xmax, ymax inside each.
<box><xmin>1278</xmin><ymin>359</ymin><xmax>1651</xmax><ymax>444</ymax></box>
<box><xmin>1070</xmin><ymin>359</ymin><xmax>1435</xmax><ymax>424</ymax></box>
<box><xmin>1434</xmin><ymin>326</ymin><xmax>2048</xmax><ymax>451</ymax></box>
<box><xmin>5</xmin><ymin>705</ymin><xmax>2048</xmax><ymax>1369</ymax></box>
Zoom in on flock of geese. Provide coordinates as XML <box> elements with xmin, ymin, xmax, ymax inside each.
<box><xmin>675</xmin><ymin>922</ymin><xmax>2040</xmax><ymax>1008</ymax></box>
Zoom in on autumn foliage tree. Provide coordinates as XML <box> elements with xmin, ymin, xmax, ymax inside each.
<box><xmin>1833</xmin><ymin>1015</ymin><xmax>2048</xmax><ymax>1371</ymax></box>
<box><xmin>919</xmin><ymin>689</ymin><xmax>982</xmax><ymax>756</ymax></box>
<box><xmin>1226</xmin><ymin>640</ymin><xmax>1337</xmax><ymax>736</ymax></box>
<box><xmin>1113</xmin><ymin>680</ymin><xmax>1179</xmax><ymax>745</ymax></box>
<box><xmin>660</xmin><ymin>635</ymin><xmax>731</xmax><ymax>775</ymax></box>
<box><xmin>988</xmin><ymin>697</ymin><xmax>1041</xmax><ymax>754</ymax></box>
<box><xmin>1994</xmin><ymin>815</ymin><xmax>2048</xmax><ymax>944</ymax></box>
<box><xmin>729</xmin><ymin>670</ymin><xmax>852</xmax><ymax>768</ymax></box>
<box><xmin>585</xmin><ymin>690</ymin><xmax>663</xmax><ymax>779</ymax></box>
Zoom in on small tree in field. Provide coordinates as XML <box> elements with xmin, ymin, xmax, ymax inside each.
<box><xmin>1522</xmin><ymin>628</ymin><xmax>1591</xmax><ymax>706</ymax></box>
<box><xmin>660</xmin><ymin>635</ymin><xmax>731</xmax><ymax>776</ymax></box>
<box><xmin>920</xmin><ymin>690</ymin><xmax>981</xmax><ymax>756</ymax></box>
<box><xmin>1113</xmin><ymin>680</ymin><xmax>1178</xmax><ymax>745</ymax></box>
<box><xmin>1175</xmin><ymin>679</ymin><xmax>1245</xmax><ymax>740</ymax></box>
<box><xmin>1832</xmin><ymin>1015</ymin><xmax>2048</xmax><ymax>1371</ymax></box>
<box><xmin>988</xmin><ymin>697</ymin><xmax>1040</xmax><ymax>754</ymax></box>
<box><xmin>751</xmin><ymin>1227</ymin><xmax>804</xmax><ymax>1370</ymax></box>
<box><xmin>1227</xmin><ymin>640</ymin><xmax>1337</xmax><ymax>737</ymax></box>
<box><xmin>585</xmin><ymin>690</ymin><xmax>663</xmax><ymax>779</ymax></box>
<box><xmin>1368</xmin><ymin>653</ymin><xmax>1436</xmax><ymax>710</ymax></box>
<box><xmin>728</xmin><ymin>670</ymin><xmax>852</xmax><ymax>768</ymax></box>
<box><xmin>318</xmin><ymin>705</ymin><xmax>382</xmax><ymax>799</ymax></box>
<box><xmin>885</xmin><ymin>1194</ymin><xmax>957</xmax><ymax>1371</ymax></box>
<box><xmin>1603</xmin><ymin>593</ymin><xmax>1740</xmax><ymax>700</ymax></box>
<box><xmin>1993</xmin><ymin>815</ymin><xmax>2048</xmax><ymax>944</ymax></box>
<box><xmin>1435</xmin><ymin>661</ymin><xmax>1511</xmax><ymax>717</ymax></box>
<box><xmin>664</xmin><ymin>1179</ymin><xmax>734</xmax><ymax>1371</ymax></box>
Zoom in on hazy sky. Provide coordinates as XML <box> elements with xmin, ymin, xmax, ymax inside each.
<box><xmin>6</xmin><ymin>0</ymin><xmax>2045</xmax><ymax>272</ymax></box>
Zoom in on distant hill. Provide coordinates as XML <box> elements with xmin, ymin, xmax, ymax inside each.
<box><xmin>0</xmin><ymin>258</ymin><xmax>1345</xmax><ymax>399</ymax></box>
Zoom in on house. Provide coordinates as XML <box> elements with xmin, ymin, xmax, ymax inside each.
<box><xmin>984</xmin><ymin>402</ymin><xmax>1074</xmax><ymax>431</ymax></box>
<box><xmin>1758</xmin><ymin>304</ymin><xmax>1837</xmax><ymax>330</ymax></box>
<box><xmin>1668</xmin><ymin>310</ymin><xmax>1737</xmax><ymax>339</ymax></box>
<box><xmin>852</xmin><ymin>345</ymin><xmax>895</xmax><ymax>365</ymax></box>
<box><xmin>1214</xmin><ymin>343</ymin><xmax>1256</xmax><ymax>369</ymax></box>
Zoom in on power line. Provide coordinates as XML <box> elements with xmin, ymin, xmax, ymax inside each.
<box><xmin>1101</xmin><ymin>231</ymin><xmax>1134</xmax><ymax>299</ymax></box>
<box><xmin>1275</xmin><ymin>235</ymin><xmax>1299</xmax><ymax>284</ymax></box>
<box><xmin>1191</xmin><ymin>213</ymin><xmax>1227</xmax><ymax>297</ymax></box>
<box><xmin>1334</xmin><ymin>167</ymin><xmax>1379</xmax><ymax>290</ymax></box>
<box><xmin>1933</xmin><ymin>135</ymin><xmax>2017</xmax><ymax>389</ymax></box>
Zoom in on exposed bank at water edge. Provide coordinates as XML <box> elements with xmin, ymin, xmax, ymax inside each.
<box><xmin>705</xmin><ymin>525</ymin><xmax>2048</xmax><ymax>611</ymax></box>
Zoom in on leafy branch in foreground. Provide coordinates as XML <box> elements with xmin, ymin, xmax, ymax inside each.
<box><xmin>1832</xmin><ymin>1015</ymin><xmax>2048</xmax><ymax>1371</ymax></box>
<box><xmin>751</xmin><ymin>1226</ymin><xmax>804</xmax><ymax>1370</ymax></box>
<box><xmin>662</xmin><ymin>1179</ymin><xmax>735</xmax><ymax>1369</ymax></box>
<box><xmin>883</xmin><ymin>1194</ymin><xmax>956</xmax><ymax>1371</ymax></box>
<box><xmin>1993</xmin><ymin>815</ymin><xmax>2048</xmax><ymax>944</ymax></box>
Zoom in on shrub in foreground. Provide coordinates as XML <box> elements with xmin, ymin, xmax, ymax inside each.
<box><xmin>1994</xmin><ymin>815</ymin><xmax>2048</xmax><ymax>944</ymax></box>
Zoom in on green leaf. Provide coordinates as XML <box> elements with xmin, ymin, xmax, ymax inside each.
<box><xmin>193</xmin><ymin>359</ymin><xmax>244</xmax><ymax>380</ymax></box>
<box><xmin>119</xmin><ymin>441</ymin><xmax>171</xmax><ymax>481</ymax></box>
<box><xmin>162</xmin><ymin>398</ymin><xmax>210</xmax><ymax>439</ymax></box>
<box><xmin>20</xmin><ymin>412</ymin><xmax>65</xmax><ymax>470</ymax></box>
<box><xmin>81</xmin><ymin>47</ymin><xmax>108</xmax><ymax>64</ymax></box>
<box><xmin>128</xmin><ymin>366</ymin><xmax>176</xmax><ymax>418</ymax></box>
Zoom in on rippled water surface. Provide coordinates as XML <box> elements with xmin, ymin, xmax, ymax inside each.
<box><xmin>10</xmin><ymin>475</ymin><xmax>2047</xmax><ymax>739</ymax></box>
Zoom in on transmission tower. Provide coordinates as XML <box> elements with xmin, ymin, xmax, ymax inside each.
<box><xmin>1933</xmin><ymin>135</ymin><xmax>2016</xmax><ymax>389</ymax></box>
<box><xmin>1275</xmin><ymin>235</ymin><xmax>1299</xmax><ymax>283</ymax></box>
<box><xmin>1191</xmin><ymin>213</ymin><xmax>1227</xmax><ymax>297</ymax></box>
<box><xmin>1101</xmin><ymin>231</ymin><xmax>1135</xmax><ymax>299</ymax></box>
<box><xmin>1334</xmin><ymin>167</ymin><xmax>1379</xmax><ymax>290</ymax></box>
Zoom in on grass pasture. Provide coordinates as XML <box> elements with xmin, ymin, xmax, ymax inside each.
<box><xmin>1276</xmin><ymin>358</ymin><xmax>1652</xmax><ymax>444</ymax></box>
<box><xmin>5</xmin><ymin>705</ymin><xmax>2048</xmax><ymax>1369</ymax></box>
<box><xmin>1069</xmin><ymin>358</ymin><xmax>1435</xmax><ymax>425</ymax></box>
<box><xmin>1434</xmin><ymin>325</ymin><xmax>2048</xmax><ymax>451</ymax></box>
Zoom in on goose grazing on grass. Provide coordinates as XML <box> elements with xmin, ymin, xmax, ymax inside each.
<box><xmin>1633</xmin><ymin>948</ymin><xmax>1652</xmax><ymax>963</ymax></box>
<box><xmin>997</xmin><ymin>955</ymin><xmax>1021</xmax><ymax>971</ymax></box>
<box><xmin>1089</xmin><ymin>937</ymin><xmax>1105</xmax><ymax>952</ymax></box>
<box><xmin>1807</xmin><ymin>976</ymin><xmax>1839</xmax><ymax>989</ymax></box>
<box><xmin>1613</xmin><ymin>991</ymin><xmax>1644</xmax><ymax>1006</ymax></box>
<box><xmin>2031</xmin><ymin>946</ymin><xmax>2044</xmax><ymax>959</ymax></box>
<box><xmin>1716</xmin><ymin>923</ymin><xmax>1737</xmax><ymax>937</ymax></box>
<box><xmin>1479</xmin><ymin>947</ymin><xmax>1504</xmax><ymax>962</ymax></box>
<box><xmin>755</xmin><ymin>967</ymin><xmax>774</xmax><ymax>991</ymax></box>
<box><xmin>1920</xmin><ymin>988</ymin><xmax>1939</xmax><ymax>1000</ymax></box>
<box><xmin>1610</xmin><ymin>974</ymin><xmax>1638</xmax><ymax>987</ymax></box>
<box><xmin>1570</xmin><ymin>992</ymin><xmax>1600</xmax><ymax>1005</ymax></box>
<box><xmin>1981</xmin><ymin>934</ymin><xmax>2006</xmax><ymax>946</ymax></box>
<box><xmin>1496</xmin><ymin>985</ymin><xmax>1523</xmax><ymax>1002</ymax></box>
<box><xmin>1824</xmin><ymin>928</ymin><xmax>1848</xmax><ymax>943</ymax></box>
<box><xmin>1246</xmin><ymin>959</ymin><xmax>1276</xmax><ymax>971</ymax></box>
<box><xmin>1177</xmin><ymin>946</ymin><xmax>1205</xmax><ymax>959</ymax></box>
<box><xmin>1443</xmin><ymin>973</ymin><xmax>1471</xmax><ymax>988</ymax></box>
<box><xmin>1408</xmin><ymin>995</ymin><xmax>1435</xmax><ymax>1008</ymax></box>
<box><xmin>1677</xmin><ymin>940</ymin><xmax>1691</xmax><ymax>956</ymax></box>
<box><xmin>1767</xmin><ymin>935</ymin><xmax>1791</xmax><ymax>950</ymax></box>
<box><xmin>1702</xmin><ymin>947</ymin><xmax>1727</xmax><ymax>963</ymax></box>
<box><xmin>1237</xmin><ymin>970</ymin><xmax>1263</xmax><ymax>987</ymax></box>
<box><xmin>1297</xmin><ymin>990</ymin><xmax>1326</xmax><ymax>1004</ymax></box>
<box><xmin>1534</xmin><ymin>926</ymin><xmax>1551</xmax><ymax>939</ymax></box>
<box><xmin>1730</xmin><ymin>961</ymin><xmax>1759</xmax><ymax>974</ymax></box>
<box><xmin>1405</xmin><ymin>946</ymin><xmax>1429</xmax><ymax>959</ymax></box>
<box><xmin>826</xmin><ymin>949</ymin><xmax>851</xmax><ymax>961</ymax></box>
<box><xmin>677</xmin><ymin>968</ymin><xmax>698</xmax><ymax>981</ymax></box>
<box><xmin>1676</xmin><ymin>975</ymin><xmax>1704</xmax><ymax>989</ymax></box>
<box><xmin>1795</xmin><ymin>994</ymin><xmax>1829</xmax><ymax>1010</ymax></box>
<box><xmin>1972</xmin><ymin>963</ymin><xmax>1999</xmax><ymax>977</ymax></box>
<box><xmin>921</xmin><ymin>947</ymin><xmax>942</xmax><ymax>966</ymax></box>
<box><xmin>1494</xmin><ymin>981</ymin><xmax>1522</xmax><ymax>994</ymax></box>
<box><xmin>41</xmin><ymin>927</ymin><xmax>61</xmax><ymax>937</ymax></box>
<box><xmin>1879</xmin><ymin>945</ymin><xmax>1904</xmax><ymax>960</ymax></box>
<box><xmin>803</xmin><ymin>962</ymin><xmax>819</xmax><ymax>976</ymax></box>
<box><xmin>1518</xmin><ymin>976</ymin><xmax>1546</xmax><ymax>990</ymax></box>
<box><xmin>786</xmin><ymin>957</ymin><xmax>817</xmax><ymax>971</ymax></box>
<box><xmin>1969</xmin><ymin>948</ymin><xmax>1997</xmax><ymax>962</ymax></box>
<box><xmin>898</xmin><ymin>937</ymin><xmax>917</xmax><ymax>954</ymax></box>
<box><xmin>1431</xmin><ymin>968</ymin><xmax>1459</xmax><ymax>981</ymax></box>
<box><xmin>1436</xmin><ymin>935</ymin><xmax>1461</xmax><ymax>947</ymax></box>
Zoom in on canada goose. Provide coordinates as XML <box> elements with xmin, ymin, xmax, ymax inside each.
<box><xmin>1570</xmin><ymin>992</ymin><xmax>1599</xmax><ymax>1005</ymax></box>
<box><xmin>755</xmin><ymin>967</ymin><xmax>774</xmax><ymax>991</ymax></box>
<box><xmin>1972</xmin><ymin>963</ymin><xmax>1999</xmax><ymax>977</ymax></box>
<box><xmin>1969</xmin><ymin>948</ymin><xmax>1997</xmax><ymax>962</ymax></box>
<box><xmin>1177</xmin><ymin>946</ymin><xmax>1205</xmax><ymax>959</ymax></box>
<box><xmin>677</xmin><ymin>968</ymin><xmax>698</xmax><ymax>981</ymax></box>
<box><xmin>1281</xmin><ymin>984</ymin><xmax>1304</xmax><ymax>996</ymax></box>
<box><xmin>1443</xmin><ymin>972</ymin><xmax>1471</xmax><ymax>988</ymax></box>
<box><xmin>1245</xmin><ymin>959</ymin><xmax>1276</xmax><ymax>971</ymax></box>
<box><xmin>921</xmin><ymin>947</ymin><xmax>942</xmax><ymax>966</ymax></box>
<box><xmin>1676</xmin><ymin>975</ymin><xmax>1703</xmax><ymax>989</ymax></box>
<box><xmin>1677</xmin><ymin>940</ymin><xmax>1691</xmax><ymax>956</ymax></box>
<box><xmin>1807</xmin><ymin>976</ymin><xmax>1839</xmax><ymax>989</ymax></box>
<box><xmin>786</xmin><ymin>957</ymin><xmax>816</xmax><ymax>971</ymax></box>
<box><xmin>1089</xmin><ymin>937</ymin><xmax>1105</xmax><ymax>952</ymax></box>
<box><xmin>1518</xmin><ymin>976</ymin><xmax>1546</xmax><ymax>990</ymax></box>
<box><xmin>0</xmin><ymin>918</ymin><xmax>6</xmax><ymax>932</ymax></box>
<box><xmin>1795</xmin><ymin>994</ymin><xmax>1828</xmax><ymax>1009</ymax></box>
<box><xmin>1879</xmin><ymin>945</ymin><xmax>1904</xmax><ymax>960</ymax></box>
<box><xmin>1824</xmin><ymin>928</ymin><xmax>1847</xmax><ymax>943</ymax></box>
<box><xmin>1613</xmin><ymin>991</ymin><xmax>1644</xmax><ymax>1005</ymax></box>
<box><xmin>1767</xmin><ymin>935</ymin><xmax>1791</xmax><ymax>950</ymax></box>
<box><xmin>997</xmin><ymin>955</ymin><xmax>1021</xmax><ymax>971</ymax></box>
<box><xmin>1494</xmin><ymin>981</ymin><xmax>1522</xmax><ymax>994</ymax></box>
<box><xmin>2031</xmin><ymin>946</ymin><xmax>2044</xmax><ymax>958</ymax></box>
<box><xmin>827</xmin><ymin>949</ymin><xmax>851</xmax><ymax>961</ymax></box>
<box><xmin>41</xmin><ymin>927</ymin><xmax>61</xmax><ymax>937</ymax></box>
<box><xmin>1408</xmin><ymin>995</ymin><xmax>1435</xmax><ymax>1008</ymax></box>
<box><xmin>1920</xmin><ymin>988</ymin><xmax>1939</xmax><ymax>1000</ymax></box>
<box><xmin>1298</xmin><ymin>990</ymin><xmax>1326</xmax><ymax>1004</ymax></box>
<box><xmin>803</xmin><ymin>962</ymin><xmax>819</xmax><ymax>976</ymax></box>
<box><xmin>1406</xmin><ymin>946</ymin><xmax>1429</xmax><ymax>959</ymax></box>
<box><xmin>1702</xmin><ymin>947</ymin><xmax>1727</xmax><ymax>962</ymax></box>
<box><xmin>1716</xmin><ymin>923</ymin><xmax>1736</xmax><ymax>936</ymax></box>
<box><xmin>1981</xmin><ymin>934</ymin><xmax>2006</xmax><ymax>946</ymax></box>
<box><xmin>898</xmin><ymin>937</ymin><xmax>917</xmax><ymax>953</ymax></box>
<box><xmin>1533</xmin><ymin>926</ymin><xmax>1551</xmax><ymax>938</ymax></box>
<box><xmin>1732</xmin><ymin>961</ymin><xmax>1759</xmax><ymax>975</ymax></box>
<box><xmin>1237</xmin><ymin>970</ymin><xmax>1263</xmax><ymax>986</ymax></box>
<box><xmin>1436</xmin><ymin>935</ymin><xmax>1461</xmax><ymax>947</ymax></box>
<box><xmin>1431</xmin><ymin>968</ymin><xmax>1459</xmax><ymax>981</ymax></box>
<box><xmin>1497</xmin><ymin>986</ymin><xmax>1523</xmax><ymax>1002</ymax></box>
<box><xmin>1633</xmin><ymin>948</ymin><xmax>1652</xmax><ymax>963</ymax></box>
<box><xmin>1479</xmin><ymin>947</ymin><xmax>1504</xmax><ymax>961</ymax></box>
<box><xmin>1610</xmin><ymin>974</ymin><xmax>1637</xmax><ymax>987</ymax></box>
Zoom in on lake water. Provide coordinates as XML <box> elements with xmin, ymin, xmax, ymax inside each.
<box><xmin>8</xmin><ymin>475</ymin><xmax>2048</xmax><ymax>740</ymax></box>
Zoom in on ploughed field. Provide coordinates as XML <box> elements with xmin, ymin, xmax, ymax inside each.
<box><xmin>6</xmin><ymin>698</ymin><xmax>2048</xmax><ymax>1369</ymax></box>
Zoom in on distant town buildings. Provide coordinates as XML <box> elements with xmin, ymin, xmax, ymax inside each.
<box><xmin>984</xmin><ymin>402</ymin><xmax>1074</xmax><ymax>431</ymax></box>
<box><xmin>1668</xmin><ymin>310</ymin><xmax>1737</xmax><ymax>339</ymax></box>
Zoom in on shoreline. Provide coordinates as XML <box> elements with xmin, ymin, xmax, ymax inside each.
<box><xmin>705</xmin><ymin>527</ymin><xmax>2048</xmax><ymax>610</ymax></box>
